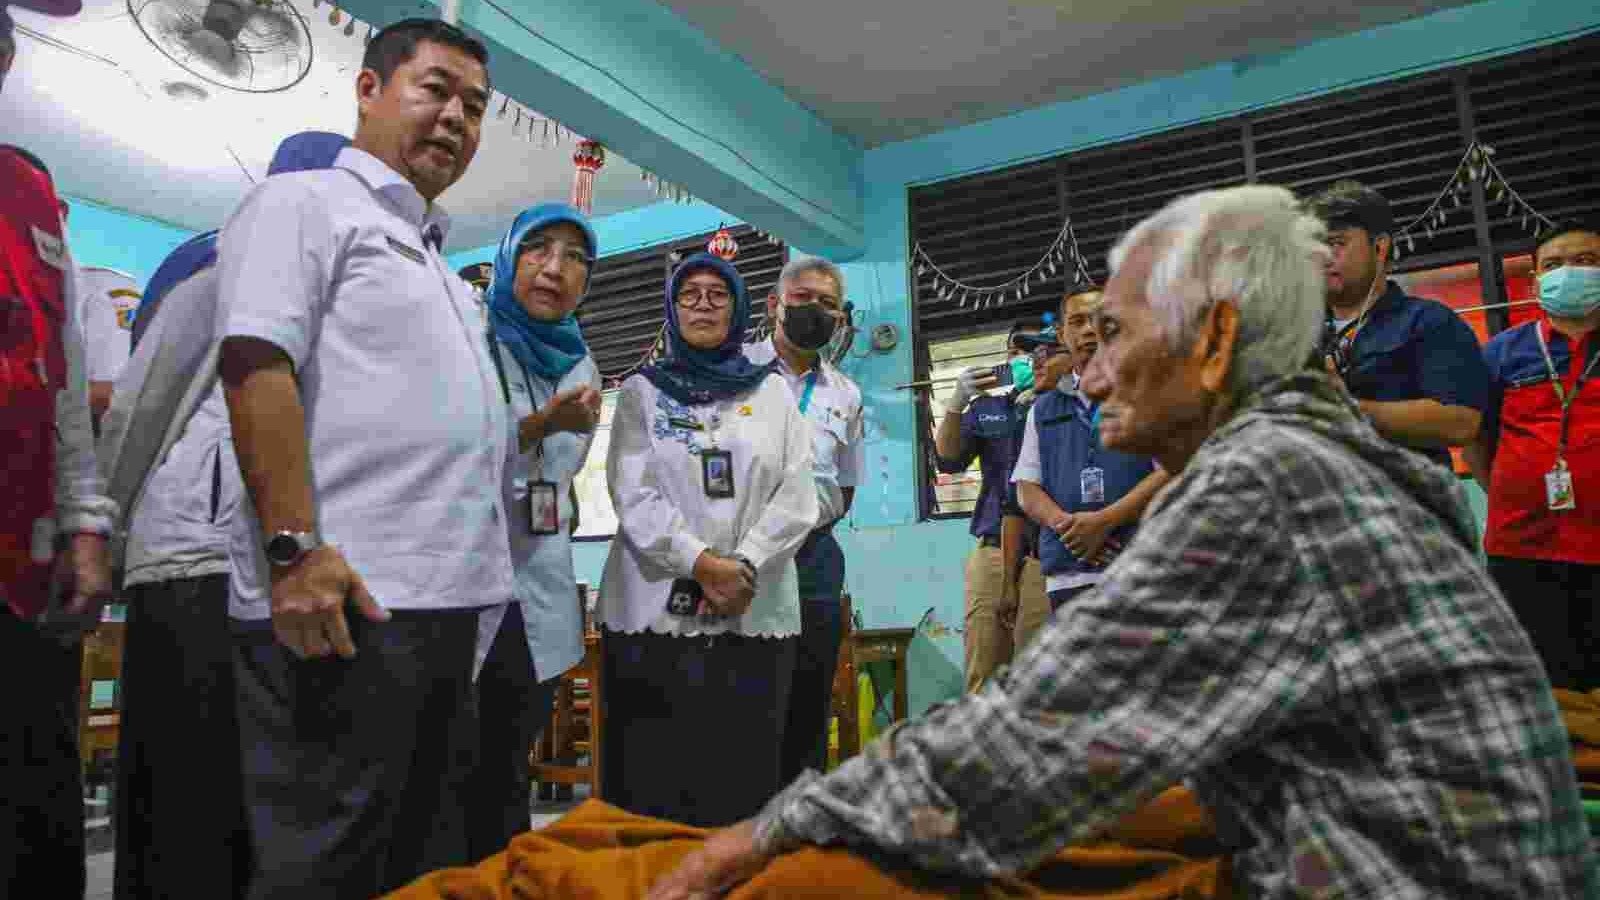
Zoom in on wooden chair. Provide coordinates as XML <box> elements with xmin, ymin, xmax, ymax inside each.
<box><xmin>532</xmin><ymin>589</ymin><xmax>603</xmax><ymax>800</ymax></box>
<box><xmin>828</xmin><ymin>592</ymin><xmax>859</xmax><ymax>766</ymax></box>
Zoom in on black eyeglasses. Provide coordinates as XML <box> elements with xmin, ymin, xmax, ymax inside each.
<box><xmin>676</xmin><ymin>287</ymin><xmax>733</xmax><ymax>309</ymax></box>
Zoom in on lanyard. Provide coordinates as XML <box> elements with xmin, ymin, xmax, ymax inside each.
<box><xmin>1534</xmin><ymin>320</ymin><xmax>1600</xmax><ymax>462</ymax></box>
<box><xmin>1327</xmin><ymin>276</ymin><xmax>1387</xmax><ymax>376</ymax></box>
<box><xmin>487</xmin><ymin>332</ymin><xmax>511</xmax><ymax>405</ymax></box>
<box><xmin>797</xmin><ymin>370</ymin><xmax>818</xmax><ymax>415</ymax></box>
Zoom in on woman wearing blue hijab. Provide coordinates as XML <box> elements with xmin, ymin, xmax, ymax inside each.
<box><xmin>598</xmin><ymin>254</ymin><xmax>820</xmax><ymax>827</ymax></box>
<box><xmin>466</xmin><ymin>203</ymin><xmax>604</xmax><ymax>860</ymax></box>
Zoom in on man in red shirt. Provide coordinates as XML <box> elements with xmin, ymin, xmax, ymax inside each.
<box><xmin>2</xmin><ymin>1</ymin><xmax>118</xmax><ymax>895</ymax></box>
<box><xmin>1464</xmin><ymin>219</ymin><xmax>1600</xmax><ymax>689</ymax></box>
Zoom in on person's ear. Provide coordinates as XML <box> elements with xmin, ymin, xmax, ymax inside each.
<box><xmin>1373</xmin><ymin>233</ymin><xmax>1393</xmax><ymax>265</ymax></box>
<box><xmin>1197</xmin><ymin>299</ymin><xmax>1239</xmax><ymax>393</ymax></box>
<box><xmin>355</xmin><ymin>69</ymin><xmax>383</xmax><ymax>118</ymax></box>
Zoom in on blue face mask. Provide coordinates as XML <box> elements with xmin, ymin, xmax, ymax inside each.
<box><xmin>1538</xmin><ymin>265</ymin><xmax>1600</xmax><ymax>319</ymax></box>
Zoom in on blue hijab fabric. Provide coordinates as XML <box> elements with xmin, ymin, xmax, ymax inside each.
<box><xmin>639</xmin><ymin>253</ymin><xmax>772</xmax><ymax>405</ymax></box>
<box><xmin>488</xmin><ymin>203</ymin><xmax>596</xmax><ymax>382</ymax></box>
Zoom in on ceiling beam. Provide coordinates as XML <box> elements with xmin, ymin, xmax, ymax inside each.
<box><xmin>337</xmin><ymin>0</ymin><xmax>866</xmax><ymax>259</ymax></box>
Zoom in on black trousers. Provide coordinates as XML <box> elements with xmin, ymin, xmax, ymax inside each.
<box><xmin>1487</xmin><ymin>556</ymin><xmax>1600</xmax><ymax>690</ymax></box>
<box><xmin>600</xmin><ymin>628</ymin><xmax>796</xmax><ymax>828</ymax></box>
<box><xmin>115</xmin><ymin>574</ymin><xmax>251</xmax><ymax>900</ymax></box>
<box><xmin>233</xmin><ymin>607</ymin><xmax>479</xmax><ymax>900</ymax></box>
<box><xmin>780</xmin><ymin>532</ymin><xmax>845</xmax><ymax>783</ymax></box>
<box><xmin>0</xmin><ymin>609</ymin><xmax>84</xmax><ymax>899</ymax></box>
<box><xmin>466</xmin><ymin>602</ymin><xmax>557</xmax><ymax>863</ymax></box>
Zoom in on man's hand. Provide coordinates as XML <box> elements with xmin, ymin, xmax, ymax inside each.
<box><xmin>55</xmin><ymin>532</ymin><xmax>113</xmax><ymax>624</ymax></box>
<box><xmin>1057</xmin><ymin>509</ymin><xmax>1115</xmax><ymax>562</ymax></box>
<box><xmin>1323</xmin><ymin>356</ymin><xmax>1347</xmax><ymax>393</ymax></box>
<box><xmin>646</xmin><ymin>819</ymin><xmax>775</xmax><ymax>900</ymax></box>
<box><xmin>543</xmin><ymin>385</ymin><xmax>603</xmax><ymax>434</ymax></box>
<box><xmin>692</xmin><ymin>551</ymin><xmax>755</xmax><ymax>617</ymax></box>
<box><xmin>269</xmin><ymin>544</ymin><xmax>389</xmax><ymax>659</ymax></box>
<box><xmin>950</xmin><ymin>367</ymin><xmax>996</xmax><ymax>411</ymax></box>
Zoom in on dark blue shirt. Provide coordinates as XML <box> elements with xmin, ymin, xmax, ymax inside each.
<box><xmin>937</xmin><ymin>391</ymin><xmax>1023</xmax><ymax>539</ymax></box>
<box><xmin>1002</xmin><ymin>394</ymin><xmax>1041</xmax><ymax>556</ymax></box>
<box><xmin>1337</xmin><ymin>280</ymin><xmax>1489</xmax><ymax>468</ymax></box>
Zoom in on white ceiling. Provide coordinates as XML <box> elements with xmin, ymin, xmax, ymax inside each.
<box><xmin>2</xmin><ymin>0</ymin><xmax>666</xmax><ymax>251</ymax></box>
<box><xmin>660</xmin><ymin>0</ymin><xmax>1480</xmax><ymax>146</ymax></box>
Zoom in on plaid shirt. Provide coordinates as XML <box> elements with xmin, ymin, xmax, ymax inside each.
<box><xmin>755</xmin><ymin>373</ymin><xmax>1598</xmax><ymax>898</ymax></box>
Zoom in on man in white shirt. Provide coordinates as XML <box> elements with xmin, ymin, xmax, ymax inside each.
<box><xmin>215</xmin><ymin>20</ymin><xmax>505</xmax><ymax>898</ymax></box>
<box><xmin>76</xmin><ymin>265</ymin><xmax>138</xmax><ymax>428</ymax></box>
<box><xmin>744</xmin><ymin>257</ymin><xmax>865</xmax><ymax>783</ymax></box>
<box><xmin>108</xmin><ymin>131</ymin><xmax>348</xmax><ymax>900</ymax></box>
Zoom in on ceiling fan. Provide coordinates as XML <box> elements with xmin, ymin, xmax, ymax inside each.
<box><xmin>127</xmin><ymin>0</ymin><xmax>313</xmax><ymax>93</ymax></box>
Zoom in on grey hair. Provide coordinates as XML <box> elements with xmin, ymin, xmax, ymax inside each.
<box><xmin>777</xmin><ymin>255</ymin><xmax>846</xmax><ymax>300</ymax></box>
<box><xmin>1108</xmin><ymin>185</ymin><xmax>1328</xmax><ymax>390</ymax></box>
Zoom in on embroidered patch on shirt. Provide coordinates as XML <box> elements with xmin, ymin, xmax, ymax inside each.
<box><xmin>386</xmin><ymin>235</ymin><xmax>425</xmax><ymax>265</ymax></box>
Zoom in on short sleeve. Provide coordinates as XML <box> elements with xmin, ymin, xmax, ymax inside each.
<box><xmin>1416</xmin><ymin>305</ymin><xmax>1490</xmax><ymax>413</ymax></box>
<box><xmin>217</xmin><ymin>177</ymin><xmax>337</xmax><ymax>371</ymax></box>
<box><xmin>81</xmin><ymin>282</ymin><xmax>133</xmax><ymax>383</ymax></box>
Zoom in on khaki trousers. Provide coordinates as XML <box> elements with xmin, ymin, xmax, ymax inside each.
<box><xmin>963</xmin><ymin>545</ymin><xmax>1052</xmax><ymax>691</ymax></box>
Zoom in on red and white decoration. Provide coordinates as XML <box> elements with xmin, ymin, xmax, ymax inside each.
<box><xmin>570</xmin><ymin>139</ymin><xmax>606</xmax><ymax>214</ymax></box>
<box><xmin>706</xmin><ymin>225</ymin><xmax>739</xmax><ymax>261</ymax></box>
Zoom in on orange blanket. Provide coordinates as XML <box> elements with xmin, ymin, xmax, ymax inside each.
<box><xmin>386</xmin><ymin>690</ymin><xmax>1600</xmax><ymax>900</ymax></box>
<box><xmin>385</xmin><ymin>787</ymin><xmax>1231</xmax><ymax>900</ymax></box>
<box><xmin>1556</xmin><ymin>688</ymin><xmax>1600</xmax><ymax>791</ymax></box>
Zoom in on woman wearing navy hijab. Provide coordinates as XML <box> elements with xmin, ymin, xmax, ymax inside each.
<box><xmin>598</xmin><ymin>253</ymin><xmax>819</xmax><ymax>826</ymax></box>
<box><xmin>466</xmin><ymin>203</ymin><xmax>604</xmax><ymax>860</ymax></box>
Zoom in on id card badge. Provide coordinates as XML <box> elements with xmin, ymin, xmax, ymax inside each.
<box><xmin>1546</xmin><ymin>462</ymin><xmax>1577</xmax><ymax>512</ymax></box>
<box><xmin>701</xmin><ymin>448</ymin><xmax>735</xmax><ymax>498</ymax></box>
<box><xmin>526</xmin><ymin>480</ymin><xmax>560</xmax><ymax>535</ymax></box>
<box><xmin>1080</xmin><ymin>466</ymin><xmax>1106</xmax><ymax>505</ymax></box>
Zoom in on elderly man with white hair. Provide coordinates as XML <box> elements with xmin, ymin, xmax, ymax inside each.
<box><xmin>648</xmin><ymin>185</ymin><xmax>1598</xmax><ymax>899</ymax></box>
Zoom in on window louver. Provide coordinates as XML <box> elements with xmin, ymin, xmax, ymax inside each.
<box><xmin>579</xmin><ymin>224</ymin><xmax>788</xmax><ymax>381</ymax></box>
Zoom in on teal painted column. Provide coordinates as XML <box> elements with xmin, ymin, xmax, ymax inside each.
<box><xmin>337</xmin><ymin>0</ymin><xmax>864</xmax><ymax>259</ymax></box>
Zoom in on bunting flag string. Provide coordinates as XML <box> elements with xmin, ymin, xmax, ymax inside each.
<box><xmin>913</xmin><ymin>218</ymin><xmax>1093</xmax><ymax>310</ymax></box>
<box><xmin>1390</xmin><ymin>140</ymin><xmax>1560</xmax><ymax>261</ymax></box>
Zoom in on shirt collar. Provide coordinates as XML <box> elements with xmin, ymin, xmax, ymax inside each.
<box><xmin>757</xmin><ymin>337</ymin><xmax>829</xmax><ymax>384</ymax></box>
<box><xmin>334</xmin><ymin>146</ymin><xmax>452</xmax><ymax>243</ymax></box>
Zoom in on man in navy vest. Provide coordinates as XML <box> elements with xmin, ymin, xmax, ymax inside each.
<box><xmin>935</xmin><ymin>323</ymin><xmax>1040</xmax><ymax>690</ymax></box>
<box><xmin>1013</xmin><ymin>289</ymin><xmax>1169</xmax><ymax>609</ymax></box>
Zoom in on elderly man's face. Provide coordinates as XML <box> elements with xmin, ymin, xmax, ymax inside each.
<box><xmin>1084</xmin><ymin>242</ymin><xmax>1232</xmax><ymax>462</ymax></box>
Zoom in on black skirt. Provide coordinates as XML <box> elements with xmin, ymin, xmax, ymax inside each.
<box><xmin>600</xmin><ymin>628</ymin><xmax>797</xmax><ymax>827</ymax></box>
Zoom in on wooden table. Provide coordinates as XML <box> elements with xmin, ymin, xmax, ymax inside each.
<box><xmin>831</xmin><ymin>626</ymin><xmax>916</xmax><ymax>763</ymax></box>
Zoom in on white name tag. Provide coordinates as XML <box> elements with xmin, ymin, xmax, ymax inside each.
<box><xmin>1546</xmin><ymin>465</ymin><xmax>1576</xmax><ymax>512</ymax></box>
<box><xmin>31</xmin><ymin>225</ymin><xmax>66</xmax><ymax>271</ymax></box>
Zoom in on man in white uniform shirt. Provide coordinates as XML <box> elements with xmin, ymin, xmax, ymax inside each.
<box><xmin>109</xmin><ymin>131</ymin><xmax>348</xmax><ymax>900</ymax></box>
<box><xmin>76</xmin><ymin>265</ymin><xmax>137</xmax><ymax>428</ymax></box>
<box><xmin>744</xmin><ymin>257</ymin><xmax>865</xmax><ymax>783</ymax></box>
<box><xmin>215</xmin><ymin>20</ymin><xmax>507</xmax><ymax>899</ymax></box>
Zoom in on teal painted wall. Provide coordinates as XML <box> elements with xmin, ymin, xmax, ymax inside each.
<box><xmin>445</xmin><ymin>199</ymin><xmax>740</xmax><ymax>271</ymax></box>
<box><xmin>64</xmin><ymin>196</ymin><xmax>194</xmax><ymax>287</ymax></box>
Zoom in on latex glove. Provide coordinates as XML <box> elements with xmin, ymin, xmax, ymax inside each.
<box><xmin>951</xmin><ymin>367</ymin><xmax>996</xmax><ymax>411</ymax></box>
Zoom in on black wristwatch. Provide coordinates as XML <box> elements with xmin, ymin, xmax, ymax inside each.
<box><xmin>265</xmin><ymin>530</ymin><xmax>322</xmax><ymax>568</ymax></box>
<box><xmin>731</xmin><ymin>554</ymin><xmax>758</xmax><ymax>584</ymax></box>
